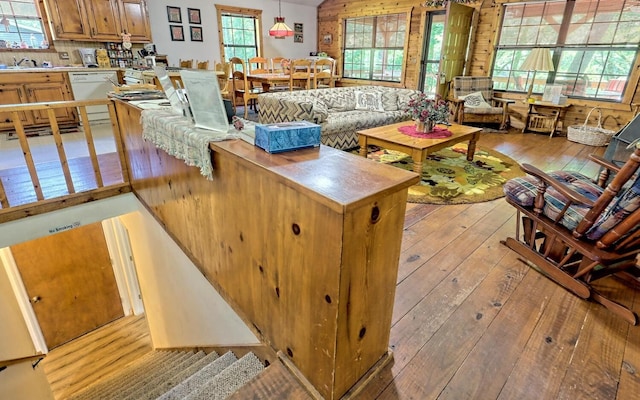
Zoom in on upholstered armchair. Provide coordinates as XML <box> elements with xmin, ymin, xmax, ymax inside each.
<box><xmin>449</xmin><ymin>76</ymin><xmax>514</xmax><ymax>130</ymax></box>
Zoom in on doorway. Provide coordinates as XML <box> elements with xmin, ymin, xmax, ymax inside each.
<box><xmin>419</xmin><ymin>12</ymin><xmax>446</xmax><ymax>98</ymax></box>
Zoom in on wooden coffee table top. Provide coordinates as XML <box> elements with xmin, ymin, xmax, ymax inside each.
<box><xmin>357</xmin><ymin>121</ymin><xmax>482</xmax><ymax>150</ymax></box>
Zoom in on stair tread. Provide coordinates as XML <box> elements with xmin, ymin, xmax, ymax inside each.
<box><xmin>122</xmin><ymin>351</ymin><xmax>207</xmax><ymax>400</ymax></box>
<box><xmin>68</xmin><ymin>350</ymin><xmax>176</xmax><ymax>400</ymax></box>
<box><xmin>184</xmin><ymin>352</ymin><xmax>264</xmax><ymax>400</ymax></box>
<box><xmin>140</xmin><ymin>351</ymin><xmax>220</xmax><ymax>400</ymax></box>
<box><xmin>156</xmin><ymin>351</ymin><xmax>238</xmax><ymax>400</ymax></box>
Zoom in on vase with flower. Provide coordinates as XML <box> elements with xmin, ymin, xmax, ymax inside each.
<box><xmin>404</xmin><ymin>93</ymin><xmax>451</xmax><ymax>133</ymax></box>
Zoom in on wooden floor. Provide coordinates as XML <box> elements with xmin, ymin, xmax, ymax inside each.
<box><xmin>26</xmin><ymin>131</ymin><xmax>640</xmax><ymax>399</ymax></box>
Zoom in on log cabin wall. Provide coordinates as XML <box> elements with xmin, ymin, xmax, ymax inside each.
<box><xmin>317</xmin><ymin>0</ymin><xmax>640</xmax><ymax>132</ymax></box>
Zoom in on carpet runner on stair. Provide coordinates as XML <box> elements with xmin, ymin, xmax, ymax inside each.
<box><xmin>67</xmin><ymin>350</ymin><xmax>265</xmax><ymax>400</ymax></box>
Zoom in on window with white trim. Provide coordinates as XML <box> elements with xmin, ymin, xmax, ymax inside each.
<box><xmin>216</xmin><ymin>6</ymin><xmax>262</xmax><ymax>62</ymax></box>
<box><xmin>343</xmin><ymin>13</ymin><xmax>407</xmax><ymax>82</ymax></box>
<box><xmin>492</xmin><ymin>0</ymin><xmax>640</xmax><ymax>102</ymax></box>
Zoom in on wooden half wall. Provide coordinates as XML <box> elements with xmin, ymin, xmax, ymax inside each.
<box><xmin>114</xmin><ymin>100</ymin><xmax>420</xmax><ymax>399</ymax></box>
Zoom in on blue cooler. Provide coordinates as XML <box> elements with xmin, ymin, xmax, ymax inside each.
<box><xmin>255</xmin><ymin>121</ymin><xmax>321</xmax><ymax>153</ymax></box>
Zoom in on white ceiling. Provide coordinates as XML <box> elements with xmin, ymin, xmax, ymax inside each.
<box><xmin>283</xmin><ymin>0</ymin><xmax>325</xmax><ymax>6</ymax></box>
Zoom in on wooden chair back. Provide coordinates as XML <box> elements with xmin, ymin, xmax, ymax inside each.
<box><xmin>313</xmin><ymin>58</ymin><xmax>335</xmax><ymax>89</ymax></box>
<box><xmin>289</xmin><ymin>59</ymin><xmax>312</xmax><ymax>91</ymax></box>
<box><xmin>179</xmin><ymin>59</ymin><xmax>193</xmax><ymax>69</ymax></box>
<box><xmin>230</xmin><ymin>57</ymin><xmax>260</xmax><ymax>118</ymax></box>
<box><xmin>248</xmin><ymin>57</ymin><xmax>269</xmax><ymax>74</ymax></box>
<box><xmin>196</xmin><ymin>60</ymin><xmax>209</xmax><ymax>70</ymax></box>
<box><xmin>215</xmin><ymin>62</ymin><xmax>232</xmax><ymax>97</ymax></box>
<box><xmin>270</xmin><ymin>57</ymin><xmax>286</xmax><ymax>73</ymax></box>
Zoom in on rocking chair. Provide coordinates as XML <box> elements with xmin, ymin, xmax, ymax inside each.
<box><xmin>502</xmin><ymin>143</ymin><xmax>640</xmax><ymax>324</ymax></box>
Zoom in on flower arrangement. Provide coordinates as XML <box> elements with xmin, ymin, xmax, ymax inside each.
<box><xmin>404</xmin><ymin>93</ymin><xmax>451</xmax><ymax>124</ymax></box>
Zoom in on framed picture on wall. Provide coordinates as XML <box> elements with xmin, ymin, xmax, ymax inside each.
<box><xmin>167</xmin><ymin>6</ymin><xmax>181</xmax><ymax>23</ymax></box>
<box><xmin>294</xmin><ymin>23</ymin><xmax>303</xmax><ymax>33</ymax></box>
<box><xmin>170</xmin><ymin>25</ymin><xmax>184</xmax><ymax>41</ymax></box>
<box><xmin>188</xmin><ymin>8</ymin><xmax>201</xmax><ymax>24</ymax></box>
<box><xmin>294</xmin><ymin>33</ymin><xmax>303</xmax><ymax>43</ymax></box>
<box><xmin>190</xmin><ymin>26</ymin><xmax>203</xmax><ymax>42</ymax></box>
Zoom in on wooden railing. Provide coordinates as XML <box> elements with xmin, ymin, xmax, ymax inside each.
<box><xmin>0</xmin><ymin>99</ymin><xmax>131</xmax><ymax>223</ymax></box>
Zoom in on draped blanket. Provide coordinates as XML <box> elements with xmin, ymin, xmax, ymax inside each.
<box><xmin>140</xmin><ymin>109</ymin><xmax>236</xmax><ymax>180</ymax></box>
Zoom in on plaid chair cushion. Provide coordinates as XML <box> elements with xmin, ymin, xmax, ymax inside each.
<box><xmin>504</xmin><ymin>171</ymin><xmax>640</xmax><ymax>240</ymax></box>
<box><xmin>452</xmin><ymin>77</ymin><xmax>494</xmax><ymax>101</ymax></box>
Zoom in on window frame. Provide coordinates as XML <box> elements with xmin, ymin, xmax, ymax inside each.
<box><xmin>339</xmin><ymin>8</ymin><xmax>412</xmax><ymax>85</ymax></box>
<box><xmin>215</xmin><ymin>5</ymin><xmax>263</xmax><ymax>63</ymax></box>
<box><xmin>492</xmin><ymin>0</ymin><xmax>640</xmax><ymax>104</ymax></box>
<box><xmin>0</xmin><ymin>0</ymin><xmax>55</xmax><ymax>52</ymax></box>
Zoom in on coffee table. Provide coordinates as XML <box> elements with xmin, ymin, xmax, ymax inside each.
<box><xmin>357</xmin><ymin>121</ymin><xmax>483</xmax><ymax>174</ymax></box>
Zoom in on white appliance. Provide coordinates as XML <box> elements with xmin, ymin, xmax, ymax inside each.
<box><xmin>68</xmin><ymin>70</ymin><xmax>117</xmax><ymax>123</ymax></box>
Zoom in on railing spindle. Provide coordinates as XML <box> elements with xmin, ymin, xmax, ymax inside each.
<box><xmin>11</xmin><ymin>110</ymin><xmax>44</xmax><ymax>200</ymax></box>
<box><xmin>78</xmin><ymin>106</ymin><xmax>104</xmax><ymax>187</ymax></box>
<box><xmin>47</xmin><ymin>108</ymin><xmax>75</xmax><ymax>194</ymax></box>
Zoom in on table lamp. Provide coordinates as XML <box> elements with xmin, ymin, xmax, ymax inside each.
<box><xmin>520</xmin><ymin>48</ymin><xmax>554</xmax><ymax>101</ymax></box>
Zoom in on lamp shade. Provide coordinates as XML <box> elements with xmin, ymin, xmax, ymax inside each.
<box><xmin>520</xmin><ymin>48</ymin><xmax>554</xmax><ymax>72</ymax></box>
<box><xmin>269</xmin><ymin>17</ymin><xmax>294</xmax><ymax>37</ymax></box>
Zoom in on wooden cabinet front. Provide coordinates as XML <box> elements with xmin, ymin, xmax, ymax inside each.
<box><xmin>45</xmin><ymin>0</ymin><xmax>90</xmax><ymax>40</ymax></box>
<box><xmin>0</xmin><ymin>73</ymin><xmax>77</xmax><ymax>130</ymax></box>
<box><xmin>0</xmin><ymin>84</ymin><xmax>33</xmax><ymax>129</ymax></box>
<box><xmin>85</xmin><ymin>0</ymin><xmax>122</xmax><ymax>41</ymax></box>
<box><xmin>118</xmin><ymin>0</ymin><xmax>151</xmax><ymax>42</ymax></box>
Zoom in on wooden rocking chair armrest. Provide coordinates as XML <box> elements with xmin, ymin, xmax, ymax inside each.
<box><xmin>521</xmin><ymin>163</ymin><xmax>596</xmax><ymax>207</ymax></box>
<box><xmin>588</xmin><ymin>154</ymin><xmax>622</xmax><ymax>173</ymax></box>
<box><xmin>448</xmin><ymin>98</ymin><xmax>465</xmax><ymax>104</ymax></box>
<box><xmin>491</xmin><ymin>97</ymin><xmax>515</xmax><ymax>106</ymax></box>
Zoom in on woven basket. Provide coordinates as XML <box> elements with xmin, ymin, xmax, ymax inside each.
<box><xmin>567</xmin><ymin>107</ymin><xmax>615</xmax><ymax>146</ymax></box>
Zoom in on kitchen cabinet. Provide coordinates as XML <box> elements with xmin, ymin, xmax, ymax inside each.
<box><xmin>0</xmin><ymin>73</ymin><xmax>77</xmax><ymax>131</ymax></box>
<box><xmin>45</xmin><ymin>0</ymin><xmax>151</xmax><ymax>42</ymax></box>
<box><xmin>119</xmin><ymin>0</ymin><xmax>151</xmax><ymax>42</ymax></box>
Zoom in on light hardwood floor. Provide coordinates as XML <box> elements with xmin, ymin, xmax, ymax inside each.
<box><xmin>24</xmin><ymin>130</ymin><xmax>640</xmax><ymax>399</ymax></box>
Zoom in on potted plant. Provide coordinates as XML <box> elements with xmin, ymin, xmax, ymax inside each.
<box><xmin>404</xmin><ymin>93</ymin><xmax>450</xmax><ymax>132</ymax></box>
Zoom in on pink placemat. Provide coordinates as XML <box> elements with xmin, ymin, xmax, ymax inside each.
<box><xmin>398</xmin><ymin>125</ymin><xmax>453</xmax><ymax>139</ymax></box>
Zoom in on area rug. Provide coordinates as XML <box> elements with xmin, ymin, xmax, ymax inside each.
<box><xmin>363</xmin><ymin>143</ymin><xmax>524</xmax><ymax>204</ymax></box>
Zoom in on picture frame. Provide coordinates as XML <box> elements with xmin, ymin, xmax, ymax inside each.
<box><xmin>190</xmin><ymin>26</ymin><xmax>203</xmax><ymax>42</ymax></box>
<box><xmin>323</xmin><ymin>34</ymin><xmax>332</xmax><ymax>45</ymax></box>
<box><xmin>188</xmin><ymin>8</ymin><xmax>201</xmax><ymax>24</ymax></box>
<box><xmin>294</xmin><ymin>23</ymin><xmax>303</xmax><ymax>33</ymax></box>
<box><xmin>170</xmin><ymin>25</ymin><xmax>184</xmax><ymax>41</ymax></box>
<box><xmin>167</xmin><ymin>6</ymin><xmax>181</xmax><ymax>23</ymax></box>
<box><xmin>294</xmin><ymin>33</ymin><xmax>303</xmax><ymax>43</ymax></box>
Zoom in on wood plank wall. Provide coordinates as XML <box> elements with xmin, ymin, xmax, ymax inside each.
<box><xmin>317</xmin><ymin>0</ymin><xmax>640</xmax><ymax>131</ymax></box>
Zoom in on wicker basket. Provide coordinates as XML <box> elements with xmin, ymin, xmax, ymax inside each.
<box><xmin>567</xmin><ymin>107</ymin><xmax>615</xmax><ymax>146</ymax></box>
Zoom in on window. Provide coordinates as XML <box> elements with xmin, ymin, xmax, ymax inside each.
<box><xmin>0</xmin><ymin>0</ymin><xmax>49</xmax><ymax>50</ymax></box>
<box><xmin>492</xmin><ymin>0</ymin><xmax>640</xmax><ymax>102</ymax></box>
<box><xmin>215</xmin><ymin>5</ymin><xmax>262</xmax><ymax>62</ymax></box>
<box><xmin>343</xmin><ymin>13</ymin><xmax>408</xmax><ymax>82</ymax></box>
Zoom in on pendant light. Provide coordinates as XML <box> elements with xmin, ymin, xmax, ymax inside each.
<box><xmin>269</xmin><ymin>0</ymin><xmax>294</xmax><ymax>38</ymax></box>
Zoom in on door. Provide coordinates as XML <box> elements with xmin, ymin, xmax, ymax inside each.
<box><xmin>119</xmin><ymin>0</ymin><xmax>151</xmax><ymax>42</ymax></box>
<box><xmin>0</xmin><ymin>84</ymin><xmax>34</xmax><ymax>129</ymax></box>
<box><xmin>27</xmin><ymin>83</ymin><xmax>77</xmax><ymax>125</ymax></box>
<box><xmin>11</xmin><ymin>222</ymin><xmax>124</xmax><ymax>349</ymax></box>
<box><xmin>85</xmin><ymin>0</ymin><xmax>122</xmax><ymax>41</ymax></box>
<box><xmin>45</xmin><ymin>0</ymin><xmax>91</xmax><ymax>40</ymax></box>
<box><xmin>436</xmin><ymin>3</ymin><xmax>475</xmax><ymax>97</ymax></box>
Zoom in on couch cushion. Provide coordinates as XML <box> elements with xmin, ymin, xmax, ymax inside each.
<box><xmin>461</xmin><ymin>91</ymin><xmax>491</xmax><ymax>108</ymax></box>
<box><xmin>318</xmin><ymin>90</ymin><xmax>356</xmax><ymax>111</ymax></box>
<box><xmin>354</xmin><ymin>90</ymin><xmax>385</xmax><ymax>112</ymax></box>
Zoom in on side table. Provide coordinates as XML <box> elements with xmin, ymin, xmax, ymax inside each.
<box><xmin>523</xmin><ymin>101</ymin><xmax>572</xmax><ymax>137</ymax></box>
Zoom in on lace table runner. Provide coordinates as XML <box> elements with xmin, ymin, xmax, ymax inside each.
<box><xmin>140</xmin><ymin>109</ymin><xmax>237</xmax><ymax>180</ymax></box>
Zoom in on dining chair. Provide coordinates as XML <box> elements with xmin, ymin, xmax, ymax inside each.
<box><xmin>214</xmin><ymin>61</ymin><xmax>232</xmax><ymax>99</ymax></box>
<box><xmin>248</xmin><ymin>57</ymin><xmax>269</xmax><ymax>74</ymax></box>
<box><xmin>230</xmin><ymin>57</ymin><xmax>262</xmax><ymax>118</ymax></box>
<box><xmin>289</xmin><ymin>59</ymin><xmax>312</xmax><ymax>91</ymax></box>
<box><xmin>270</xmin><ymin>57</ymin><xmax>286</xmax><ymax>73</ymax></box>
<box><xmin>179</xmin><ymin>59</ymin><xmax>193</xmax><ymax>69</ymax></box>
<box><xmin>313</xmin><ymin>58</ymin><xmax>335</xmax><ymax>89</ymax></box>
<box><xmin>196</xmin><ymin>60</ymin><xmax>209</xmax><ymax>70</ymax></box>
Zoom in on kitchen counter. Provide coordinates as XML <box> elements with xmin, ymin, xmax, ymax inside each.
<box><xmin>0</xmin><ymin>66</ymin><xmax>122</xmax><ymax>73</ymax></box>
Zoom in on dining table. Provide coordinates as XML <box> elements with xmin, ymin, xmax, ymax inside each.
<box><xmin>246</xmin><ymin>72</ymin><xmax>296</xmax><ymax>92</ymax></box>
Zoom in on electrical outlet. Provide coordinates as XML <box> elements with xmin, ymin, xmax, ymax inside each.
<box><xmin>58</xmin><ymin>51</ymin><xmax>69</xmax><ymax>59</ymax></box>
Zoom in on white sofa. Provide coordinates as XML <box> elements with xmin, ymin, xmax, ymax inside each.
<box><xmin>258</xmin><ymin>86</ymin><xmax>420</xmax><ymax>150</ymax></box>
